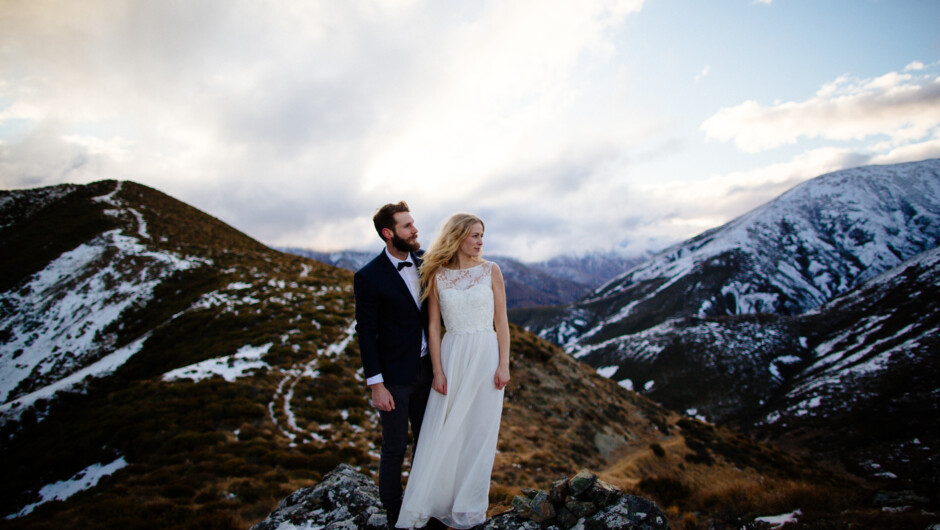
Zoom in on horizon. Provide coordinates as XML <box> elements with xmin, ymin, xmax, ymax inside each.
<box><xmin>2</xmin><ymin>1</ymin><xmax>939</xmax><ymax>261</ymax></box>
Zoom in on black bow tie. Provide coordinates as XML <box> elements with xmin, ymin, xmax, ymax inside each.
<box><xmin>397</xmin><ymin>261</ymin><xmax>413</xmax><ymax>271</ymax></box>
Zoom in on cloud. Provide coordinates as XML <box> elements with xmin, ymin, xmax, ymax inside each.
<box><xmin>0</xmin><ymin>0</ymin><xmax>651</xmax><ymax>256</ymax></box>
<box><xmin>695</xmin><ymin>65</ymin><xmax>711</xmax><ymax>84</ymax></box>
<box><xmin>701</xmin><ymin>67</ymin><xmax>940</xmax><ymax>153</ymax></box>
<box><xmin>3</xmin><ymin>3</ymin><xmax>938</xmax><ymax>263</ymax></box>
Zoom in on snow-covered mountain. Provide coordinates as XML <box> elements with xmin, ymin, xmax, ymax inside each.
<box><xmin>535</xmin><ymin>159</ymin><xmax>940</xmax><ymax>347</ymax></box>
<box><xmin>756</xmin><ymin>244</ymin><xmax>939</xmax><ymax>483</ymax></box>
<box><xmin>570</xmin><ymin>242</ymin><xmax>939</xmax><ymax>485</ymax></box>
<box><xmin>280</xmin><ymin>248</ymin><xmax>645</xmax><ymax>309</ymax></box>
<box><xmin>278</xmin><ymin>247</ymin><xmax>374</xmax><ymax>273</ymax></box>
<box><xmin>522</xmin><ymin>159</ymin><xmax>940</xmax><ymax>496</ymax></box>
<box><xmin>528</xmin><ymin>251</ymin><xmax>650</xmax><ymax>289</ymax></box>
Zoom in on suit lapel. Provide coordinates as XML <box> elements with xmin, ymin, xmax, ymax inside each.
<box><xmin>381</xmin><ymin>251</ymin><xmax>421</xmax><ymax>312</ymax></box>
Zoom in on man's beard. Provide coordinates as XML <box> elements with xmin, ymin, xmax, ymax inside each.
<box><xmin>392</xmin><ymin>233</ymin><xmax>420</xmax><ymax>253</ymax></box>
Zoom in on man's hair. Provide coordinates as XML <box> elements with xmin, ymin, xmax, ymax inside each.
<box><xmin>373</xmin><ymin>201</ymin><xmax>410</xmax><ymax>241</ymax></box>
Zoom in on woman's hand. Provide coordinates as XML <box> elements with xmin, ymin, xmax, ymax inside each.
<box><xmin>432</xmin><ymin>372</ymin><xmax>448</xmax><ymax>395</ymax></box>
<box><xmin>494</xmin><ymin>364</ymin><xmax>510</xmax><ymax>390</ymax></box>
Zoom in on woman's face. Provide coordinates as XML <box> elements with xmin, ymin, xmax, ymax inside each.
<box><xmin>460</xmin><ymin>222</ymin><xmax>484</xmax><ymax>258</ymax></box>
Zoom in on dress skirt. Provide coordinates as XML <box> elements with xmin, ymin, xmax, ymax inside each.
<box><xmin>396</xmin><ymin>328</ymin><xmax>504</xmax><ymax>529</ymax></box>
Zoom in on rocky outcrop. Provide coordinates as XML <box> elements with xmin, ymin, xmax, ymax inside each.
<box><xmin>252</xmin><ymin>465</ymin><xmax>668</xmax><ymax>530</ymax></box>
<box><xmin>251</xmin><ymin>464</ymin><xmax>387</xmax><ymax>530</ymax></box>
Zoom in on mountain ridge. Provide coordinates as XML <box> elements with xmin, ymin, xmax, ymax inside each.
<box><xmin>280</xmin><ymin>247</ymin><xmax>646</xmax><ymax>309</ymax></box>
<box><xmin>544</xmin><ymin>159</ymin><xmax>940</xmax><ymax>348</ymax></box>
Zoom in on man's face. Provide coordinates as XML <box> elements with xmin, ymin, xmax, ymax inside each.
<box><xmin>389</xmin><ymin>212</ymin><xmax>420</xmax><ymax>253</ymax></box>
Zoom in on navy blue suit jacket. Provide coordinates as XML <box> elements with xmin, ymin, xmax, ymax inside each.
<box><xmin>354</xmin><ymin>250</ymin><xmax>429</xmax><ymax>386</ymax></box>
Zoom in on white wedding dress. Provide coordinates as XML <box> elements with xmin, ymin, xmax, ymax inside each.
<box><xmin>396</xmin><ymin>261</ymin><xmax>505</xmax><ymax>529</ymax></box>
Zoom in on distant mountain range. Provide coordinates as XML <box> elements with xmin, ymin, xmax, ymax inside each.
<box><xmin>280</xmin><ymin>247</ymin><xmax>648</xmax><ymax>309</ymax></box>
<box><xmin>1</xmin><ymin>180</ymin><xmax>882</xmax><ymax>527</ymax></box>
<box><xmin>518</xmin><ymin>158</ymin><xmax>940</xmax><ymax>497</ymax></box>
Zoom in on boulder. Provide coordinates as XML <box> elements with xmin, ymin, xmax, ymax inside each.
<box><xmin>252</xmin><ymin>465</ymin><xmax>669</xmax><ymax>530</ymax></box>
<box><xmin>251</xmin><ymin>464</ymin><xmax>385</xmax><ymax>530</ymax></box>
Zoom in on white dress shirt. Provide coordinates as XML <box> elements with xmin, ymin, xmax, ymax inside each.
<box><xmin>365</xmin><ymin>249</ymin><xmax>429</xmax><ymax>386</ymax></box>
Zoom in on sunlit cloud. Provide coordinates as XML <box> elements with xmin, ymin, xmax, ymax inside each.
<box><xmin>701</xmin><ymin>67</ymin><xmax>940</xmax><ymax>153</ymax></box>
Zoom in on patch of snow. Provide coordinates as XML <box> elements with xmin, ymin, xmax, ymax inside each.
<box><xmin>321</xmin><ymin>320</ymin><xmax>357</xmax><ymax>356</ymax></box>
<box><xmin>7</xmin><ymin>456</ymin><xmax>128</xmax><ymax>519</ymax></box>
<box><xmin>92</xmin><ymin>181</ymin><xmax>122</xmax><ymax>207</ymax></box>
<box><xmin>618</xmin><ymin>379</ymin><xmax>633</xmax><ymax>391</ymax></box>
<box><xmin>755</xmin><ymin>509</ymin><xmax>801</xmax><ymax>528</ymax></box>
<box><xmin>643</xmin><ymin>380</ymin><xmax>655</xmax><ymax>391</ymax></box>
<box><xmin>596</xmin><ymin>366</ymin><xmax>618</xmax><ymax>378</ymax></box>
<box><xmin>127</xmin><ymin>207</ymin><xmax>149</xmax><ymax>239</ymax></box>
<box><xmin>0</xmin><ymin>333</ymin><xmax>151</xmax><ymax>424</ymax></box>
<box><xmin>569</xmin><ymin>319</ymin><xmax>675</xmax><ymax>361</ymax></box>
<box><xmin>768</xmin><ymin>355</ymin><xmax>802</xmax><ymax>381</ymax></box>
<box><xmin>163</xmin><ymin>343</ymin><xmax>273</xmax><ymax>383</ymax></box>
<box><xmin>793</xmin><ymin>396</ymin><xmax>822</xmax><ymax>416</ymax></box>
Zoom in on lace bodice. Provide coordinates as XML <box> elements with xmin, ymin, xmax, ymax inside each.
<box><xmin>437</xmin><ymin>261</ymin><xmax>495</xmax><ymax>334</ymax></box>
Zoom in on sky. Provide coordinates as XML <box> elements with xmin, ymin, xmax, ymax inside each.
<box><xmin>1</xmin><ymin>0</ymin><xmax>939</xmax><ymax>261</ymax></box>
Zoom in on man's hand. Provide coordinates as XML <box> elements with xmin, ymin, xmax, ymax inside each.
<box><xmin>371</xmin><ymin>383</ymin><xmax>395</xmax><ymax>411</ymax></box>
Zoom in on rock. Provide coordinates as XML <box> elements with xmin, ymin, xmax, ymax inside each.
<box><xmin>254</xmin><ymin>465</ymin><xmax>669</xmax><ymax>530</ymax></box>
<box><xmin>873</xmin><ymin>489</ymin><xmax>931</xmax><ymax>508</ymax></box>
<box><xmin>555</xmin><ymin>505</ymin><xmax>578</xmax><ymax>528</ymax></box>
<box><xmin>569</xmin><ymin>469</ymin><xmax>598</xmax><ymax>498</ymax></box>
<box><xmin>480</xmin><ymin>514</ymin><xmax>544</xmax><ymax>529</ymax></box>
<box><xmin>549</xmin><ymin>477</ymin><xmax>570</xmax><ymax>503</ymax></box>
<box><xmin>589</xmin><ymin>494</ymin><xmax>668</xmax><ymax>530</ymax></box>
<box><xmin>513</xmin><ymin>494</ymin><xmax>534</xmax><ymax>518</ymax></box>
<box><xmin>565</xmin><ymin>499</ymin><xmax>598</xmax><ymax>518</ymax></box>
<box><xmin>251</xmin><ymin>464</ymin><xmax>384</xmax><ymax>530</ymax></box>
<box><xmin>586</xmin><ymin>480</ymin><xmax>620</xmax><ymax>507</ymax></box>
<box><xmin>529</xmin><ymin>491</ymin><xmax>556</xmax><ymax>523</ymax></box>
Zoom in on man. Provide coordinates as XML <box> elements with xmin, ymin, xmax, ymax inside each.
<box><xmin>354</xmin><ymin>202</ymin><xmax>436</xmax><ymax>529</ymax></box>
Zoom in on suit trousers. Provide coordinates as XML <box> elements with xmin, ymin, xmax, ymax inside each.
<box><xmin>378</xmin><ymin>354</ymin><xmax>433</xmax><ymax>512</ymax></box>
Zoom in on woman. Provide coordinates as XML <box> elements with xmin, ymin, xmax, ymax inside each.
<box><xmin>396</xmin><ymin>213</ymin><xmax>511</xmax><ymax>529</ymax></box>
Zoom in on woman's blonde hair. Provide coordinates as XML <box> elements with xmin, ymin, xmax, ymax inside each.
<box><xmin>419</xmin><ymin>213</ymin><xmax>485</xmax><ymax>301</ymax></box>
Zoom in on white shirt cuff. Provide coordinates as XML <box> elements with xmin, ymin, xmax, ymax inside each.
<box><xmin>366</xmin><ymin>373</ymin><xmax>384</xmax><ymax>386</ymax></box>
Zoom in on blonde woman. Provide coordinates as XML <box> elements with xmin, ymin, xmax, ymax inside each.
<box><xmin>396</xmin><ymin>213</ymin><xmax>511</xmax><ymax>529</ymax></box>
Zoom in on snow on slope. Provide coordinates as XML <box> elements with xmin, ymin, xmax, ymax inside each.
<box><xmin>6</xmin><ymin>456</ymin><xmax>129</xmax><ymax>519</ymax></box>
<box><xmin>764</xmin><ymin>245</ymin><xmax>940</xmax><ymax>423</ymax></box>
<box><xmin>0</xmin><ymin>229</ymin><xmax>204</xmax><ymax>406</ymax></box>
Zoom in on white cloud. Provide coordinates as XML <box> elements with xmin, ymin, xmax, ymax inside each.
<box><xmin>701</xmin><ymin>67</ymin><xmax>940</xmax><ymax>153</ymax></box>
<box><xmin>1</xmin><ymin>0</ymin><xmax>651</xmax><ymax>259</ymax></box>
<box><xmin>695</xmin><ymin>65</ymin><xmax>711</xmax><ymax>83</ymax></box>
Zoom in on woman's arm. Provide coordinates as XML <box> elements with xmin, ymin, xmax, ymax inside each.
<box><xmin>491</xmin><ymin>263</ymin><xmax>511</xmax><ymax>390</ymax></box>
<box><xmin>428</xmin><ymin>283</ymin><xmax>447</xmax><ymax>395</ymax></box>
